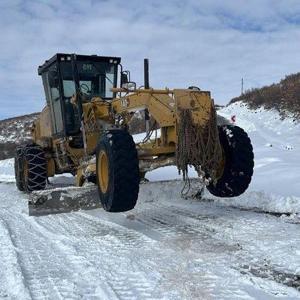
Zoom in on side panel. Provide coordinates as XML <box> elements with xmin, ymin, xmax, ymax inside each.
<box><xmin>39</xmin><ymin>106</ymin><xmax>52</xmax><ymax>138</ymax></box>
<box><xmin>173</xmin><ymin>89</ymin><xmax>213</xmax><ymax>125</ymax></box>
<box><xmin>32</xmin><ymin>106</ymin><xmax>52</xmax><ymax>149</ymax></box>
<box><xmin>112</xmin><ymin>93</ymin><xmax>175</xmax><ymax>127</ymax></box>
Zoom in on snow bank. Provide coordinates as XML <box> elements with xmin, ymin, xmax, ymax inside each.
<box><xmin>208</xmin><ymin>191</ymin><xmax>300</xmax><ymax>214</ymax></box>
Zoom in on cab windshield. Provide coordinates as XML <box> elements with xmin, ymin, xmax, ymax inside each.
<box><xmin>61</xmin><ymin>61</ymin><xmax>117</xmax><ymax>99</ymax></box>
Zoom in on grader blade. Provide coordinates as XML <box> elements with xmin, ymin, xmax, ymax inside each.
<box><xmin>28</xmin><ymin>185</ymin><xmax>100</xmax><ymax>216</ymax></box>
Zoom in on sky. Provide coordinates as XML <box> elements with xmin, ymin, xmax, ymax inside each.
<box><xmin>1</xmin><ymin>0</ymin><xmax>300</xmax><ymax>119</ymax></box>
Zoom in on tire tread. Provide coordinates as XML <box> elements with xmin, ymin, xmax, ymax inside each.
<box><xmin>207</xmin><ymin>125</ymin><xmax>254</xmax><ymax>197</ymax></box>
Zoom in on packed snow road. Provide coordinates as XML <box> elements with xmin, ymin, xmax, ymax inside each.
<box><xmin>0</xmin><ymin>102</ymin><xmax>300</xmax><ymax>299</ymax></box>
<box><xmin>0</xmin><ymin>179</ymin><xmax>299</xmax><ymax>299</ymax></box>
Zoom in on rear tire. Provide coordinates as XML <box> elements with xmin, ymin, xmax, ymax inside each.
<box><xmin>15</xmin><ymin>144</ymin><xmax>47</xmax><ymax>192</ymax></box>
<box><xmin>14</xmin><ymin>147</ymin><xmax>25</xmax><ymax>191</ymax></box>
<box><xmin>96</xmin><ymin>130</ymin><xmax>140</xmax><ymax>212</ymax></box>
<box><xmin>207</xmin><ymin>125</ymin><xmax>254</xmax><ymax>197</ymax></box>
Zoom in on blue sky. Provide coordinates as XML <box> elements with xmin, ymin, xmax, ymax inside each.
<box><xmin>1</xmin><ymin>0</ymin><xmax>300</xmax><ymax>119</ymax></box>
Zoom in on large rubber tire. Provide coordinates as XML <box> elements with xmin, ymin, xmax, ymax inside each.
<box><xmin>96</xmin><ymin>130</ymin><xmax>140</xmax><ymax>212</ymax></box>
<box><xmin>15</xmin><ymin>145</ymin><xmax>47</xmax><ymax>192</ymax></box>
<box><xmin>14</xmin><ymin>147</ymin><xmax>25</xmax><ymax>191</ymax></box>
<box><xmin>207</xmin><ymin>125</ymin><xmax>254</xmax><ymax>197</ymax></box>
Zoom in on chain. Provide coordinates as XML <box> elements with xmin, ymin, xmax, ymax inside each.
<box><xmin>176</xmin><ymin>103</ymin><xmax>223</xmax><ymax>195</ymax></box>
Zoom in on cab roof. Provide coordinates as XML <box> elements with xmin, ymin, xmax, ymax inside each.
<box><xmin>38</xmin><ymin>53</ymin><xmax>121</xmax><ymax>75</ymax></box>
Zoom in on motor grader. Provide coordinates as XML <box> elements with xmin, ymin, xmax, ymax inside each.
<box><xmin>14</xmin><ymin>53</ymin><xmax>254</xmax><ymax>212</ymax></box>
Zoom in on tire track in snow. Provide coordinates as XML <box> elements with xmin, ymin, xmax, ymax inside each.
<box><xmin>239</xmin><ymin>263</ymin><xmax>300</xmax><ymax>291</ymax></box>
<box><xmin>0</xmin><ymin>216</ymin><xmax>31</xmax><ymax>299</ymax></box>
<box><xmin>1</xmin><ymin>182</ymin><xmax>300</xmax><ymax>298</ymax></box>
<box><xmin>129</xmin><ymin>200</ymin><xmax>300</xmax><ymax>296</ymax></box>
<box><xmin>0</xmin><ymin>184</ymin><xmax>165</xmax><ymax>299</ymax></box>
<box><xmin>132</xmin><ymin>201</ymin><xmax>240</xmax><ymax>254</ymax></box>
<box><xmin>0</xmin><ymin>210</ymin><xmax>119</xmax><ymax>299</ymax></box>
<box><xmin>29</xmin><ymin>211</ymin><xmax>164</xmax><ymax>299</ymax></box>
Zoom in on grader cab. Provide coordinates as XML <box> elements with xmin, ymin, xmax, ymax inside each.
<box><xmin>14</xmin><ymin>53</ymin><xmax>254</xmax><ymax>212</ymax></box>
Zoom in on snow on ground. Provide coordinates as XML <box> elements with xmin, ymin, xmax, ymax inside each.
<box><xmin>0</xmin><ymin>102</ymin><xmax>299</xmax><ymax>299</ymax></box>
<box><xmin>0</xmin><ymin>178</ymin><xmax>299</xmax><ymax>299</ymax></box>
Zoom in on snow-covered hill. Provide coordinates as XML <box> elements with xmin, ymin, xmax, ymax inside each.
<box><xmin>0</xmin><ymin>102</ymin><xmax>299</xmax><ymax>299</ymax></box>
<box><xmin>0</xmin><ymin>113</ymin><xmax>38</xmax><ymax>143</ymax></box>
<box><xmin>0</xmin><ymin>113</ymin><xmax>38</xmax><ymax>160</ymax></box>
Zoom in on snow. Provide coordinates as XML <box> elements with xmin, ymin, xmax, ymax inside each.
<box><xmin>0</xmin><ymin>158</ymin><xmax>15</xmax><ymax>182</ymax></box>
<box><xmin>0</xmin><ymin>102</ymin><xmax>299</xmax><ymax>298</ymax></box>
<box><xmin>0</xmin><ymin>180</ymin><xmax>299</xmax><ymax>299</ymax></box>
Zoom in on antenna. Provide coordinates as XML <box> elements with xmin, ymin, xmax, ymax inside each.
<box><xmin>241</xmin><ymin>78</ymin><xmax>244</xmax><ymax>95</ymax></box>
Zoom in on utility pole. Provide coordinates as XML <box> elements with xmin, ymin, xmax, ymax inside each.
<box><xmin>241</xmin><ymin>78</ymin><xmax>244</xmax><ymax>95</ymax></box>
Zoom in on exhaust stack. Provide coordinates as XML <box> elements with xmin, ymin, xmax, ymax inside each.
<box><xmin>144</xmin><ymin>58</ymin><xmax>149</xmax><ymax>89</ymax></box>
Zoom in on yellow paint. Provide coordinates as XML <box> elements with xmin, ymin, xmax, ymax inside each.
<box><xmin>32</xmin><ymin>86</ymin><xmax>222</xmax><ymax>181</ymax></box>
<box><xmin>46</xmin><ymin>158</ymin><xmax>55</xmax><ymax>177</ymax></box>
<box><xmin>97</xmin><ymin>150</ymin><xmax>109</xmax><ymax>193</ymax></box>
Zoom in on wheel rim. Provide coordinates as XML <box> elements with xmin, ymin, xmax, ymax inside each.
<box><xmin>98</xmin><ymin>150</ymin><xmax>109</xmax><ymax>193</ymax></box>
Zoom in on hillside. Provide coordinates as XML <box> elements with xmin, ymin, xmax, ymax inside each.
<box><xmin>230</xmin><ymin>73</ymin><xmax>300</xmax><ymax>119</ymax></box>
<box><xmin>0</xmin><ymin>113</ymin><xmax>38</xmax><ymax>160</ymax></box>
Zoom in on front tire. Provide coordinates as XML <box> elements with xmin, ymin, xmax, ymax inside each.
<box><xmin>96</xmin><ymin>130</ymin><xmax>140</xmax><ymax>212</ymax></box>
<box><xmin>207</xmin><ymin>125</ymin><xmax>254</xmax><ymax>197</ymax></box>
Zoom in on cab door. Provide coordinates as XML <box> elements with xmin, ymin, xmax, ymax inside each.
<box><xmin>41</xmin><ymin>63</ymin><xmax>64</xmax><ymax>136</ymax></box>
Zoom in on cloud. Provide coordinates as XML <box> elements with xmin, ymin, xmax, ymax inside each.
<box><xmin>0</xmin><ymin>0</ymin><xmax>300</xmax><ymax>119</ymax></box>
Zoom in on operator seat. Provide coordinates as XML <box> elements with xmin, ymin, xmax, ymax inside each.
<box><xmin>64</xmin><ymin>98</ymin><xmax>84</xmax><ymax>148</ymax></box>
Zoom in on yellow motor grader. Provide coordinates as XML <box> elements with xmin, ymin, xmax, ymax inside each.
<box><xmin>14</xmin><ymin>53</ymin><xmax>254</xmax><ymax>212</ymax></box>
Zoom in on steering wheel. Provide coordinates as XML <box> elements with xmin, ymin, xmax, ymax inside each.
<box><xmin>80</xmin><ymin>83</ymin><xmax>91</xmax><ymax>95</ymax></box>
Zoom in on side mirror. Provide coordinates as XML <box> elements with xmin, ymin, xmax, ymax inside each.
<box><xmin>122</xmin><ymin>82</ymin><xmax>136</xmax><ymax>91</ymax></box>
<box><xmin>188</xmin><ymin>86</ymin><xmax>201</xmax><ymax>91</ymax></box>
<box><xmin>121</xmin><ymin>72</ymin><xmax>129</xmax><ymax>87</ymax></box>
<box><xmin>120</xmin><ymin>70</ymin><xmax>136</xmax><ymax>91</ymax></box>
